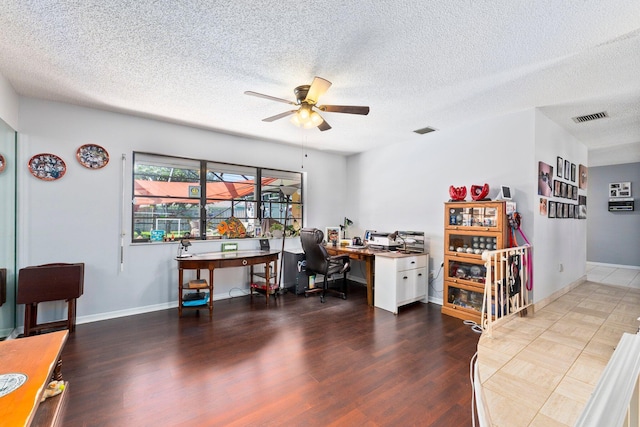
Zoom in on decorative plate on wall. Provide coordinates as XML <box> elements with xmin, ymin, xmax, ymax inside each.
<box><xmin>76</xmin><ymin>143</ymin><xmax>109</xmax><ymax>169</ymax></box>
<box><xmin>0</xmin><ymin>153</ymin><xmax>5</xmax><ymax>173</ymax></box>
<box><xmin>28</xmin><ymin>153</ymin><xmax>67</xmax><ymax>181</ymax></box>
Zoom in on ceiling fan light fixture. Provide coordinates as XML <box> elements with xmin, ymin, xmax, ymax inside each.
<box><xmin>290</xmin><ymin>106</ymin><xmax>323</xmax><ymax>129</ymax></box>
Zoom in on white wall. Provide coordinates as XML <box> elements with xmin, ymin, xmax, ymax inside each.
<box><xmin>0</xmin><ymin>73</ymin><xmax>19</xmax><ymax>130</ymax></box>
<box><xmin>534</xmin><ymin>110</ymin><xmax>588</xmax><ymax>302</ymax></box>
<box><xmin>17</xmin><ymin>98</ymin><xmax>347</xmax><ymax>323</ymax></box>
<box><xmin>587</xmin><ymin>162</ymin><xmax>640</xmax><ymax>267</ymax></box>
<box><xmin>346</xmin><ymin>110</ymin><xmax>537</xmax><ymax>304</ymax></box>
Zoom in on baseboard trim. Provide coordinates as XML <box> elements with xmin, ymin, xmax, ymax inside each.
<box><xmin>533</xmin><ymin>275</ymin><xmax>587</xmax><ymax>312</ymax></box>
<box><xmin>587</xmin><ymin>261</ymin><xmax>640</xmax><ymax>270</ymax></box>
<box><xmin>76</xmin><ymin>292</ymin><xmax>238</xmax><ymax>326</ymax></box>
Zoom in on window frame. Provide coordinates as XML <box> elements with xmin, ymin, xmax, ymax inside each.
<box><xmin>131</xmin><ymin>152</ymin><xmax>303</xmax><ymax>243</ymax></box>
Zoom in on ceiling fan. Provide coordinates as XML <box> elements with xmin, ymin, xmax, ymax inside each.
<box><xmin>244</xmin><ymin>76</ymin><xmax>369</xmax><ymax>131</ymax></box>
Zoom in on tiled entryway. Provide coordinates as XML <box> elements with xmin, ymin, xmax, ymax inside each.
<box><xmin>477</xmin><ymin>265</ymin><xmax>640</xmax><ymax>426</ymax></box>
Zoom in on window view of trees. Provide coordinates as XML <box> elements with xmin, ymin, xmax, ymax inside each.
<box><xmin>132</xmin><ymin>153</ymin><xmax>302</xmax><ymax>242</ymax></box>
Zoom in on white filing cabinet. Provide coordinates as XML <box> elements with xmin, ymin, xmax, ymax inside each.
<box><xmin>374</xmin><ymin>253</ymin><xmax>429</xmax><ymax>314</ymax></box>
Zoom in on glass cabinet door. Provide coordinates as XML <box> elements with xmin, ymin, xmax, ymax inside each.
<box><xmin>446</xmin><ymin>203</ymin><xmax>504</xmax><ymax>230</ymax></box>
<box><xmin>446</xmin><ymin>232</ymin><xmax>499</xmax><ymax>257</ymax></box>
<box><xmin>445</xmin><ymin>259</ymin><xmax>487</xmax><ymax>284</ymax></box>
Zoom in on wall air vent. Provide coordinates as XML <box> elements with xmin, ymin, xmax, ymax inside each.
<box><xmin>572</xmin><ymin>111</ymin><xmax>609</xmax><ymax>123</ymax></box>
<box><xmin>413</xmin><ymin>126</ymin><xmax>437</xmax><ymax>135</ymax></box>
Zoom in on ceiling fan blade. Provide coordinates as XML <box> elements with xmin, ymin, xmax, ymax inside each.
<box><xmin>318</xmin><ymin>105</ymin><xmax>370</xmax><ymax>115</ymax></box>
<box><xmin>262</xmin><ymin>110</ymin><xmax>297</xmax><ymax>122</ymax></box>
<box><xmin>245</xmin><ymin>91</ymin><xmax>297</xmax><ymax>106</ymax></box>
<box><xmin>304</xmin><ymin>77</ymin><xmax>332</xmax><ymax>105</ymax></box>
<box><xmin>317</xmin><ymin>119</ymin><xmax>332</xmax><ymax>131</ymax></box>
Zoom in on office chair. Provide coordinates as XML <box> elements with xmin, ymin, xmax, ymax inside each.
<box><xmin>300</xmin><ymin>228</ymin><xmax>350</xmax><ymax>303</ymax></box>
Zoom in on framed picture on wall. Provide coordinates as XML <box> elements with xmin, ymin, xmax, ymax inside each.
<box><xmin>561</xmin><ymin>182</ymin><xmax>568</xmax><ymax>198</ymax></box>
<box><xmin>557</xmin><ymin>157</ymin><xmax>563</xmax><ymax>178</ymax></box>
<box><xmin>564</xmin><ymin>160</ymin><xmax>571</xmax><ymax>180</ymax></box>
<box><xmin>568</xmin><ymin>204</ymin><xmax>575</xmax><ymax>218</ymax></box>
<box><xmin>567</xmin><ymin>185</ymin><xmax>573</xmax><ymax>199</ymax></box>
<box><xmin>572</xmin><ymin>185</ymin><xmax>578</xmax><ymax>200</ymax></box>
<box><xmin>548</xmin><ymin>201</ymin><xmax>556</xmax><ymax>218</ymax></box>
<box><xmin>538</xmin><ymin>161</ymin><xmax>553</xmax><ymax>197</ymax></box>
<box><xmin>578</xmin><ymin>195</ymin><xmax>587</xmax><ymax>219</ymax></box>
<box><xmin>570</xmin><ymin>163</ymin><xmax>576</xmax><ymax>182</ymax></box>
<box><xmin>579</xmin><ymin>164</ymin><xmax>588</xmax><ymax>189</ymax></box>
<box><xmin>554</xmin><ymin>180</ymin><xmax>561</xmax><ymax>197</ymax></box>
<box><xmin>539</xmin><ymin>198</ymin><xmax>548</xmax><ymax>216</ymax></box>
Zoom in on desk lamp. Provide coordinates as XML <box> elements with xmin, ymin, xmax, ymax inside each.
<box><xmin>177</xmin><ymin>239</ymin><xmax>192</xmax><ymax>258</ymax></box>
<box><xmin>341</xmin><ymin>217</ymin><xmax>353</xmax><ymax>239</ymax></box>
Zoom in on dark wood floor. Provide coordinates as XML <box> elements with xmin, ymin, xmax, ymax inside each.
<box><xmin>59</xmin><ymin>284</ymin><xmax>480</xmax><ymax>426</ymax></box>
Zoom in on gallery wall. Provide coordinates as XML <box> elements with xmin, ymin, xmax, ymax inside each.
<box><xmin>587</xmin><ymin>162</ymin><xmax>640</xmax><ymax>267</ymax></box>
<box><xmin>16</xmin><ymin>97</ymin><xmax>345</xmax><ymax>324</ymax></box>
<box><xmin>533</xmin><ymin>110</ymin><xmax>588</xmax><ymax>302</ymax></box>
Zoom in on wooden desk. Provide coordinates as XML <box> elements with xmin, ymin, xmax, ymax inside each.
<box><xmin>176</xmin><ymin>250</ymin><xmax>280</xmax><ymax>315</ymax></box>
<box><xmin>324</xmin><ymin>245</ymin><xmax>377</xmax><ymax>306</ymax></box>
<box><xmin>0</xmin><ymin>330</ymin><xmax>69</xmax><ymax>427</ymax></box>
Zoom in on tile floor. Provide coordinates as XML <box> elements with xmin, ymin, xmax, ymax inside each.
<box><xmin>477</xmin><ymin>264</ymin><xmax>640</xmax><ymax>426</ymax></box>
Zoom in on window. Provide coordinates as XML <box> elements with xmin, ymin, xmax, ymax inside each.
<box><xmin>132</xmin><ymin>153</ymin><xmax>302</xmax><ymax>242</ymax></box>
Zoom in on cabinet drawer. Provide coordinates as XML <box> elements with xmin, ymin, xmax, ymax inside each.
<box><xmin>396</xmin><ymin>255</ymin><xmax>427</xmax><ymax>271</ymax></box>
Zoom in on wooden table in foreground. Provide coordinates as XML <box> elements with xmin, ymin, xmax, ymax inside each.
<box><xmin>176</xmin><ymin>249</ymin><xmax>281</xmax><ymax>315</ymax></box>
<box><xmin>0</xmin><ymin>330</ymin><xmax>69</xmax><ymax>427</ymax></box>
<box><xmin>324</xmin><ymin>245</ymin><xmax>377</xmax><ymax>306</ymax></box>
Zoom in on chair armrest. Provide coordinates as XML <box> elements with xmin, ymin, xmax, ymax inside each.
<box><xmin>327</xmin><ymin>254</ymin><xmax>350</xmax><ymax>263</ymax></box>
<box><xmin>327</xmin><ymin>254</ymin><xmax>351</xmax><ymax>274</ymax></box>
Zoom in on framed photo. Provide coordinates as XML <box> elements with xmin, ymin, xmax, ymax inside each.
<box><xmin>570</xmin><ymin>163</ymin><xmax>576</xmax><ymax>182</ymax></box>
<box><xmin>556</xmin><ymin>202</ymin><xmax>564</xmax><ymax>218</ymax></box>
<box><xmin>325</xmin><ymin>227</ymin><xmax>340</xmax><ymax>245</ymax></box>
<box><xmin>561</xmin><ymin>182</ymin><xmax>568</xmax><ymax>198</ymax></box>
<box><xmin>609</xmin><ymin>182</ymin><xmax>631</xmax><ymax>198</ymax></box>
<box><xmin>548</xmin><ymin>201</ymin><xmax>556</xmax><ymax>218</ymax></box>
<box><xmin>538</xmin><ymin>161</ymin><xmax>553</xmax><ymax>197</ymax></box>
<box><xmin>568</xmin><ymin>204</ymin><xmax>574</xmax><ymax>218</ymax></box>
<box><xmin>579</xmin><ymin>164</ymin><xmax>588</xmax><ymax>189</ymax></box>
<box><xmin>557</xmin><ymin>157</ymin><xmax>563</xmax><ymax>178</ymax></box>
<box><xmin>578</xmin><ymin>195</ymin><xmax>587</xmax><ymax>219</ymax></box>
<box><xmin>539</xmin><ymin>198</ymin><xmax>548</xmax><ymax>216</ymax></box>
<box><xmin>567</xmin><ymin>185</ymin><xmax>573</xmax><ymax>200</ymax></box>
<box><xmin>564</xmin><ymin>160</ymin><xmax>571</xmax><ymax>180</ymax></box>
<box><xmin>572</xmin><ymin>185</ymin><xmax>578</xmax><ymax>200</ymax></box>
<box><xmin>554</xmin><ymin>180</ymin><xmax>561</xmax><ymax>197</ymax></box>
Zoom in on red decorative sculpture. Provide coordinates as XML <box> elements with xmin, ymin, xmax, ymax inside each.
<box><xmin>470</xmin><ymin>183</ymin><xmax>490</xmax><ymax>201</ymax></box>
<box><xmin>449</xmin><ymin>185</ymin><xmax>467</xmax><ymax>201</ymax></box>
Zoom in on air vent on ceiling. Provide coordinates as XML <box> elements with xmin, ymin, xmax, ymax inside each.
<box><xmin>413</xmin><ymin>126</ymin><xmax>437</xmax><ymax>135</ymax></box>
<box><xmin>572</xmin><ymin>111</ymin><xmax>608</xmax><ymax>123</ymax></box>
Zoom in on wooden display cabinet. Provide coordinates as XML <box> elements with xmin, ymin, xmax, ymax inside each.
<box><xmin>442</xmin><ymin>201</ymin><xmax>508</xmax><ymax>322</ymax></box>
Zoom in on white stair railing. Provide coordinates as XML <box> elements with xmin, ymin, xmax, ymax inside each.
<box><xmin>480</xmin><ymin>245</ymin><xmax>532</xmax><ymax>337</ymax></box>
<box><xmin>575</xmin><ymin>332</ymin><xmax>640</xmax><ymax>427</ymax></box>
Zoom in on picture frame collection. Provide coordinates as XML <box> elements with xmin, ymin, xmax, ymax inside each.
<box><xmin>538</xmin><ymin>157</ymin><xmax>587</xmax><ymax>220</ymax></box>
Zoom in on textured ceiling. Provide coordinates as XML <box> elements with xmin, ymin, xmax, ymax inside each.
<box><xmin>0</xmin><ymin>1</ymin><xmax>639</xmax><ymax>164</ymax></box>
